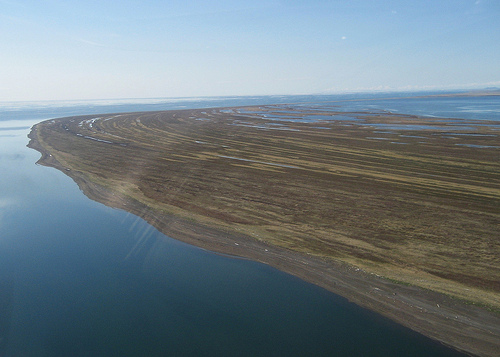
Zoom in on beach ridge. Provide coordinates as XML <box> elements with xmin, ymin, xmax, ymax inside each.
<box><xmin>28</xmin><ymin>104</ymin><xmax>500</xmax><ymax>356</ymax></box>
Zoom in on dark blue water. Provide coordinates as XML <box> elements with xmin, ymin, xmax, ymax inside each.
<box><xmin>0</xmin><ymin>95</ymin><xmax>478</xmax><ymax>356</ymax></box>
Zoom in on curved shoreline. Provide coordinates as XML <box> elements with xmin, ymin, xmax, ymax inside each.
<box><xmin>27</xmin><ymin>106</ymin><xmax>500</xmax><ymax>357</ymax></box>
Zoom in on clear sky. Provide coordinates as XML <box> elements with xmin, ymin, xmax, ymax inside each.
<box><xmin>1</xmin><ymin>0</ymin><xmax>499</xmax><ymax>101</ymax></box>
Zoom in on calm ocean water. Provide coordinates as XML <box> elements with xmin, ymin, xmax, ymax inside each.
<box><xmin>1</xmin><ymin>93</ymin><xmax>489</xmax><ymax>356</ymax></box>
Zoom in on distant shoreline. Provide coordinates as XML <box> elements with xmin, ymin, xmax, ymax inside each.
<box><xmin>28</xmin><ymin>102</ymin><xmax>500</xmax><ymax>356</ymax></box>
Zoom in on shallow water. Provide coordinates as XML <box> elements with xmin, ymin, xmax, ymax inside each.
<box><xmin>0</xmin><ymin>94</ymin><xmax>482</xmax><ymax>356</ymax></box>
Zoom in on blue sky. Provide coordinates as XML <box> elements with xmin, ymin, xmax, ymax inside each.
<box><xmin>1</xmin><ymin>0</ymin><xmax>499</xmax><ymax>101</ymax></box>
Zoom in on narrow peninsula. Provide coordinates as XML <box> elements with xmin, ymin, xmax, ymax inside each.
<box><xmin>28</xmin><ymin>102</ymin><xmax>500</xmax><ymax>356</ymax></box>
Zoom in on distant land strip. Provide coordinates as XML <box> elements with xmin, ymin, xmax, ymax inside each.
<box><xmin>28</xmin><ymin>102</ymin><xmax>500</xmax><ymax>356</ymax></box>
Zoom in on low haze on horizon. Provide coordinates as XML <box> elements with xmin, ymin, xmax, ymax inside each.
<box><xmin>1</xmin><ymin>0</ymin><xmax>499</xmax><ymax>101</ymax></box>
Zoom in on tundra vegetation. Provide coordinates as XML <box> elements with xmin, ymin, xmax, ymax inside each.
<box><xmin>31</xmin><ymin>104</ymin><xmax>500</xmax><ymax>308</ymax></box>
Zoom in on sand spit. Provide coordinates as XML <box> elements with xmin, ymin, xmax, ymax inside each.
<box><xmin>27</xmin><ymin>104</ymin><xmax>500</xmax><ymax>356</ymax></box>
